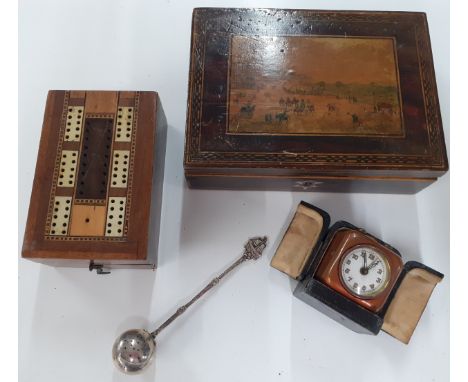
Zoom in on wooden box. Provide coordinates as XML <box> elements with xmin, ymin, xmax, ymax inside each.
<box><xmin>184</xmin><ymin>8</ymin><xmax>448</xmax><ymax>193</ymax></box>
<box><xmin>22</xmin><ymin>91</ymin><xmax>166</xmax><ymax>272</ymax></box>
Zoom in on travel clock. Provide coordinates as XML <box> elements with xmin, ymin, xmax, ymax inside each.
<box><xmin>315</xmin><ymin>228</ymin><xmax>404</xmax><ymax>312</ymax></box>
<box><xmin>271</xmin><ymin>201</ymin><xmax>443</xmax><ymax>343</ymax></box>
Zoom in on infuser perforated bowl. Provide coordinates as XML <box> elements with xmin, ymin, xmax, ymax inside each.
<box><xmin>111</xmin><ymin>236</ymin><xmax>268</xmax><ymax>374</ymax></box>
<box><xmin>112</xmin><ymin>329</ymin><xmax>156</xmax><ymax>374</ymax></box>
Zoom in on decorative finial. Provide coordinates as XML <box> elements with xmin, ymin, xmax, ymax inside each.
<box><xmin>244</xmin><ymin>236</ymin><xmax>268</xmax><ymax>260</ymax></box>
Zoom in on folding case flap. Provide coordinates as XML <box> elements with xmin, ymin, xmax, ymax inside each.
<box><xmin>382</xmin><ymin>262</ymin><xmax>443</xmax><ymax>344</ymax></box>
<box><xmin>271</xmin><ymin>201</ymin><xmax>330</xmax><ymax>279</ymax></box>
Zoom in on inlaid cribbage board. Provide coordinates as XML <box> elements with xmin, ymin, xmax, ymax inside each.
<box><xmin>22</xmin><ymin>91</ymin><xmax>166</xmax><ymax>269</ymax></box>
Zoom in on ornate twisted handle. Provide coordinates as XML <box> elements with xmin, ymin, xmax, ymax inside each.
<box><xmin>151</xmin><ymin>236</ymin><xmax>268</xmax><ymax>338</ymax></box>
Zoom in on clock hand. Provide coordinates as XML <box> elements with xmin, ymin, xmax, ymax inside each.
<box><xmin>367</xmin><ymin>259</ymin><xmax>380</xmax><ymax>270</ymax></box>
<box><xmin>360</xmin><ymin>252</ymin><xmax>368</xmax><ymax>275</ymax></box>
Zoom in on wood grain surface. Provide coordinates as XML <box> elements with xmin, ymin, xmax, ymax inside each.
<box><xmin>22</xmin><ymin>90</ymin><xmax>166</xmax><ymax>268</ymax></box>
<box><xmin>184</xmin><ymin>8</ymin><xmax>448</xmax><ymax>193</ymax></box>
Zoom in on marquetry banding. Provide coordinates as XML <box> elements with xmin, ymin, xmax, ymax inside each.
<box><xmin>49</xmin><ymin>196</ymin><xmax>72</xmax><ymax>236</ymax></box>
<box><xmin>105</xmin><ymin>197</ymin><xmax>126</xmax><ymax>237</ymax></box>
<box><xmin>41</xmin><ymin>91</ymin><xmax>144</xmax><ymax>243</ymax></box>
<box><xmin>64</xmin><ymin>106</ymin><xmax>84</xmax><ymax>142</ymax></box>
<box><xmin>115</xmin><ymin>107</ymin><xmax>134</xmax><ymax>142</ymax></box>
<box><xmin>58</xmin><ymin>150</ymin><xmax>78</xmax><ymax>187</ymax></box>
<box><xmin>110</xmin><ymin>150</ymin><xmax>130</xmax><ymax>188</ymax></box>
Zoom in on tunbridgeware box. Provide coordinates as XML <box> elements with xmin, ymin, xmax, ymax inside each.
<box><xmin>184</xmin><ymin>8</ymin><xmax>448</xmax><ymax>193</ymax></box>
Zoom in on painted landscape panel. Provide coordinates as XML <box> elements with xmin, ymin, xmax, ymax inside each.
<box><xmin>228</xmin><ymin>35</ymin><xmax>403</xmax><ymax>136</ymax></box>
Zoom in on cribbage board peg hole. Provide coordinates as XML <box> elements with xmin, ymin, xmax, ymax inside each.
<box><xmin>22</xmin><ymin>90</ymin><xmax>166</xmax><ymax>272</ymax></box>
<box><xmin>49</xmin><ymin>196</ymin><xmax>72</xmax><ymax>236</ymax></box>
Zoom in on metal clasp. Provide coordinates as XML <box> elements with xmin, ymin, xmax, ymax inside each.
<box><xmin>293</xmin><ymin>180</ymin><xmax>324</xmax><ymax>190</ymax></box>
<box><xmin>89</xmin><ymin>260</ymin><xmax>111</xmax><ymax>275</ymax></box>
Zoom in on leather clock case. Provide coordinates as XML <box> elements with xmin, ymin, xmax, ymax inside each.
<box><xmin>271</xmin><ymin>201</ymin><xmax>443</xmax><ymax>343</ymax></box>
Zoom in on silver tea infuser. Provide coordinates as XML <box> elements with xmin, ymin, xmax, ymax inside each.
<box><xmin>112</xmin><ymin>236</ymin><xmax>268</xmax><ymax>374</ymax></box>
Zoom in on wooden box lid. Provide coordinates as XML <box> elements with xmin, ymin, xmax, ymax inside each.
<box><xmin>184</xmin><ymin>8</ymin><xmax>448</xmax><ymax>189</ymax></box>
<box><xmin>22</xmin><ymin>91</ymin><xmax>166</xmax><ymax>267</ymax></box>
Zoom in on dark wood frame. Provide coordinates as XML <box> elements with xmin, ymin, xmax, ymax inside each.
<box><xmin>184</xmin><ymin>8</ymin><xmax>448</xmax><ymax>190</ymax></box>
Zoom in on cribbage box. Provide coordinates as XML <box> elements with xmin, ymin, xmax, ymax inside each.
<box><xmin>22</xmin><ymin>91</ymin><xmax>166</xmax><ymax>271</ymax></box>
<box><xmin>184</xmin><ymin>8</ymin><xmax>448</xmax><ymax>193</ymax></box>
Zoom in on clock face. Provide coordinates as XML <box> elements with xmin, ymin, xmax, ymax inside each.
<box><xmin>339</xmin><ymin>246</ymin><xmax>390</xmax><ymax>298</ymax></box>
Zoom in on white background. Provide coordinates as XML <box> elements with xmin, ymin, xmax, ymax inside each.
<box><xmin>18</xmin><ymin>1</ymin><xmax>449</xmax><ymax>381</ymax></box>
